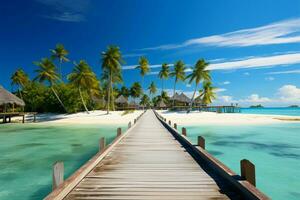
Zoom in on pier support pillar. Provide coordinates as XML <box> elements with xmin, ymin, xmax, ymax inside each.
<box><xmin>99</xmin><ymin>137</ymin><xmax>106</xmax><ymax>153</ymax></box>
<box><xmin>197</xmin><ymin>136</ymin><xmax>205</xmax><ymax>149</ymax></box>
<box><xmin>117</xmin><ymin>128</ymin><xmax>122</xmax><ymax>137</ymax></box>
<box><xmin>182</xmin><ymin>127</ymin><xmax>187</xmax><ymax>136</ymax></box>
<box><xmin>240</xmin><ymin>159</ymin><xmax>256</xmax><ymax>186</ymax></box>
<box><xmin>52</xmin><ymin>161</ymin><xmax>64</xmax><ymax>190</ymax></box>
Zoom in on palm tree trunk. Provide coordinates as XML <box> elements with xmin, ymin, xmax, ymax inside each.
<box><xmin>189</xmin><ymin>84</ymin><xmax>198</xmax><ymax>112</ymax></box>
<box><xmin>107</xmin><ymin>70</ymin><xmax>111</xmax><ymax>114</ymax></box>
<box><xmin>172</xmin><ymin>79</ymin><xmax>177</xmax><ymax>107</ymax></box>
<box><xmin>142</xmin><ymin>76</ymin><xmax>144</xmax><ymax>110</ymax></box>
<box><xmin>59</xmin><ymin>58</ymin><xmax>63</xmax><ymax>80</ymax></box>
<box><xmin>79</xmin><ymin>88</ymin><xmax>89</xmax><ymax>114</ymax></box>
<box><xmin>51</xmin><ymin>87</ymin><xmax>67</xmax><ymax>113</ymax></box>
<box><xmin>18</xmin><ymin>89</ymin><xmax>23</xmax><ymax>101</ymax></box>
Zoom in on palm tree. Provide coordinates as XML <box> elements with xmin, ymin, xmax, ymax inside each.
<box><xmin>120</xmin><ymin>86</ymin><xmax>130</xmax><ymax>98</ymax></box>
<box><xmin>186</xmin><ymin>59</ymin><xmax>211</xmax><ymax>111</ymax></box>
<box><xmin>140</xmin><ymin>94</ymin><xmax>150</xmax><ymax>108</ymax></box>
<box><xmin>199</xmin><ymin>81</ymin><xmax>217</xmax><ymax>105</ymax></box>
<box><xmin>50</xmin><ymin>44</ymin><xmax>69</xmax><ymax>78</ymax></box>
<box><xmin>130</xmin><ymin>82</ymin><xmax>142</xmax><ymax>104</ymax></box>
<box><xmin>11</xmin><ymin>69</ymin><xmax>29</xmax><ymax>99</ymax></box>
<box><xmin>169</xmin><ymin>60</ymin><xmax>186</xmax><ymax>106</ymax></box>
<box><xmin>148</xmin><ymin>81</ymin><xmax>157</xmax><ymax>100</ymax></box>
<box><xmin>101</xmin><ymin>46</ymin><xmax>123</xmax><ymax>114</ymax></box>
<box><xmin>136</xmin><ymin>56</ymin><xmax>150</xmax><ymax>93</ymax></box>
<box><xmin>68</xmin><ymin>60</ymin><xmax>99</xmax><ymax>114</ymax></box>
<box><xmin>34</xmin><ymin>58</ymin><xmax>67</xmax><ymax>112</ymax></box>
<box><xmin>158</xmin><ymin>63</ymin><xmax>169</xmax><ymax>92</ymax></box>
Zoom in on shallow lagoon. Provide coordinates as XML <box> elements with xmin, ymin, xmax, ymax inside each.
<box><xmin>184</xmin><ymin>123</ymin><xmax>300</xmax><ymax>200</ymax></box>
<box><xmin>0</xmin><ymin>123</ymin><xmax>125</xmax><ymax>200</ymax></box>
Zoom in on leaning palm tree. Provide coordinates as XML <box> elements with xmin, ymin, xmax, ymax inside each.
<box><xmin>68</xmin><ymin>60</ymin><xmax>99</xmax><ymax>114</ymax></box>
<box><xmin>169</xmin><ymin>60</ymin><xmax>186</xmax><ymax>106</ymax></box>
<box><xmin>34</xmin><ymin>58</ymin><xmax>67</xmax><ymax>112</ymax></box>
<box><xmin>158</xmin><ymin>63</ymin><xmax>169</xmax><ymax>92</ymax></box>
<box><xmin>11</xmin><ymin>69</ymin><xmax>29</xmax><ymax>100</ymax></box>
<box><xmin>199</xmin><ymin>81</ymin><xmax>217</xmax><ymax>105</ymax></box>
<box><xmin>136</xmin><ymin>56</ymin><xmax>150</xmax><ymax>93</ymax></box>
<box><xmin>186</xmin><ymin>59</ymin><xmax>211</xmax><ymax>111</ymax></box>
<box><xmin>101</xmin><ymin>46</ymin><xmax>123</xmax><ymax>114</ymax></box>
<box><xmin>50</xmin><ymin>44</ymin><xmax>69</xmax><ymax>78</ymax></box>
<box><xmin>148</xmin><ymin>81</ymin><xmax>157</xmax><ymax>100</ymax></box>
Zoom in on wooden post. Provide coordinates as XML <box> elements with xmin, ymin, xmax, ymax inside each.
<box><xmin>182</xmin><ymin>127</ymin><xmax>186</xmax><ymax>136</ymax></box>
<box><xmin>52</xmin><ymin>161</ymin><xmax>64</xmax><ymax>190</ymax></box>
<box><xmin>117</xmin><ymin>127</ymin><xmax>122</xmax><ymax>137</ymax></box>
<box><xmin>174</xmin><ymin>123</ymin><xmax>177</xmax><ymax>129</ymax></box>
<box><xmin>22</xmin><ymin>115</ymin><xmax>25</xmax><ymax>123</ymax></box>
<box><xmin>99</xmin><ymin>137</ymin><xmax>106</xmax><ymax>152</ymax></box>
<box><xmin>33</xmin><ymin>114</ymin><xmax>36</xmax><ymax>122</ymax></box>
<box><xmin>198</xmin><ymin>136</ymin><xmax>205</xmax><ymax>149</ymax></box>
<box><xmin>134</xmin><ymin>119</ymin><xmax>137</xmax><ymax>124</ymax></box>
<box><xmin>168</xmin><ymin>120</ymin><xmax>171</xmax><ymax>125</ymax></box>
<box><xmin>128</xmin><ymin>122</ymin><xmax>132</xmax><ymax>129</ymax></box>
<box><xmin>240</xmin><ymin>159</ymin><xmax>256</xmax><ymax>186</ymax></box>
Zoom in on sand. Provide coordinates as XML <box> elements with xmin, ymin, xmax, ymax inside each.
<box><xmin>156</xmin><ymin>110</ymin><xmax>300</xmax><ymax>126</ymax></box>
<box><xmin>23</xmin><ymin>110</ymin><xmax>144</xmax><ymax>125</ymax></box>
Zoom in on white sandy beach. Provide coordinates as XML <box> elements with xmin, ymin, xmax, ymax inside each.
<box><xmin>156</xmin><ymin>110</ymin><xmax>300</xmax><ymax>125</ymax></box>
<box><xmin>23</xmin><ymin>110</ymin><xmax>144</xmax><ymax>125</ymax></box>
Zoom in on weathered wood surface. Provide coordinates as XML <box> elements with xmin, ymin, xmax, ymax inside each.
<box><xmin>63</xmin><ymin>110</ymin><xmax>232</xmax><ymax>200</ymax></box>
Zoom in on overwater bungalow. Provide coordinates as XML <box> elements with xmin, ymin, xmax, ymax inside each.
<box><xmin>170</xmin><ymin>92</ymin><xmax>191</xmax><ymax>110</ymax></box>
<box><xmin>156</xmin><ymin>99</ymin><xmax>167</xmax><ymax>110</ymax></box>
<box><xmin>0</xmin><ymin>86</ymin><xmax>27</xmax><ymax>123</ymax></box>
<box><xmin>0</xmin><ymin>86</ymin><xmax>25</xmax><ymax>112</ymax></box>
<box><xmin>115</xmin><ymin>95</ymin><xmax>128</xmax><ymax>110</ymax></box>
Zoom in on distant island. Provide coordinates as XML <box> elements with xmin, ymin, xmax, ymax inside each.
<box><xmin>250</xmin><ymin>104</ymin><xmax>264</xmax><ymax>108</ymax></box>
<box><xmin>289</xmin><ymin>105</ymin><xmax>299</xmax><ymax>108</ymax></box>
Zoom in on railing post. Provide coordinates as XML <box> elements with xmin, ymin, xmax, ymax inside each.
<box><xmin>134</xmin><ymin>119</ymin><xmax>137</xmax><ymax>124</ymax></box>
<box><xmin>128</xmin><ymin>122</ymin><xmax>132</xmax><ymax>129</ymax></box>
<box><xmin>182</xmin><ymin>127</ymin><xmax>186</xmax><ymax>136</ymax></box>
<box><xmin>240</xmin><ymin>159</ymin><xmax>256</xmax><ymax>186</ymax></box>
<box><xmin>52</xmin><ymin>161</ymin><xmax>64</xmax><ymax>190</ymax></box>
<box><xmin>117</xmin><ymin>127</ymin><xmax>122</xmax><ymax>137</ymax></box>
<box><xmin>174</xmin><ymin>123</ymin><xmax>177</xmax><ymax>129</ymax></box>
<box><xmin>99</xmin><ymin>137</ymin><xmax>106</xmax><ymax>152</ymax></box>
<box><xmin>168</xmin><ymin>120</ymin><xmax>171</xmax><ymax>126</ymax></box>
<box><xmin>197</xmin><ymin>136</ymin><xmax>205</xmax><ymax>149</ymax></box>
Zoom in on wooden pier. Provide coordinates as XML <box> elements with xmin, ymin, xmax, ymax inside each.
<box><xmin>45</xmin><ymin>110</ymin><xmax>268</xmax><ymax>200</ymax></box>
<box><xmin>0</xmin><ymin>112</ymin><xmax>37</xmax><ymax>123</ymax></box>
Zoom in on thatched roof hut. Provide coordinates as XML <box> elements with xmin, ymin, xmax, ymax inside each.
<box><xmin>157</xmin><ymin>100</ymin><xmax>167</xmax><ymax>108</ymax></box>
<box><xmin>115</xmin><ymin>95</ymin><xmax>128</xmax><ymax>104</ymax></box>
<box><xmin>0</xmin><ymin>86</ymin><xmax>25</xmax><ymax>107</ymax></box>
<box><xmin>178</xmin><ymin>93</ymin><xmax>190</xmax><ymax>103</ymax></box>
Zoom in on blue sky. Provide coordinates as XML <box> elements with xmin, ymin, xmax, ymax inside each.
<box><xmin>1</xmin><ymin>0</ymin><xmax>300</xmax><ymax>106</ymax></box>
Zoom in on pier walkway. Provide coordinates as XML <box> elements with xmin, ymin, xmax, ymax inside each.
<box><xmin>45</xmin><ymin>110</ymin><xmax>268</xmax><ymax>200</ymax></box>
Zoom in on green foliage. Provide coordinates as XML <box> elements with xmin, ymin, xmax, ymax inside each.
<box><xmin>121</xmin><ymin>109</ymin><xmax>134</xmax><ymax>116</ymax></box>
<box><xmin>136</xmin><ymin>56</ymin><xmax>150</xmax><ymax>76</ymax></box>
<box><xmin>130</xmin><ymin>82</ymin><xmax>142</xmax><ymax>99</ymax></box>
<box><xmin>199</xmin><ymin>81</ymin><xmax>217</xmax><ymax>105</ymax></box>
<box><xmin>140</xmin><ymin>94</ymin><xmax>150</xmax><ymax>107</ymax></box>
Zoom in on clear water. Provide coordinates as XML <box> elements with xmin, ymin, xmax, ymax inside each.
<box><xmin>241</xmin><ymin>107</ymin><xmax>300</xmax><ymax>116</ymax></box>
<box><xmin>0</xmin><ymin>123</ymin><xmax>125</xmax><ymax>200</ymax></box>
<box><xmin>183</xmin><ymin>123</ymin><xmax>300</xmax><ymax>200</ymax></box>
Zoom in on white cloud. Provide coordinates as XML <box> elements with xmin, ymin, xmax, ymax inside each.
<box><xmin>277</xmin><ymin>85</ymin><xmax>300</xmax><ymax>102</ymax></box>
<box><xmin>208</xmin><ymin>53</ymin><xmax>300</xmax><ymax>70</ymax></box>
<box><xmin>265</xmin><ymin>76</ymin><xmax>275</xmax><ymax>81</ymax></box>
<box><xmin>220</xmin><ymin>81</ymin><xmax>230</xmax><ymax>85</ymax></box>
<box><xmin>268</xmin><ymin>69</ymin><xmax>300</xmax><ymax>75</ymax></box>
<box><xmin>123</xmin><ymin>53</ymin><xmax>145</xmax><ymax>58</ymax></box>
<box><xmin>36</xmin><ymin>0</ymin><xmax>89</xmax><ymax>22</ymax></box>
<box><xmin>215</xmin><ymin>88</ymin><xmax>227</xmax><ymax>93</ymax></box>
<box><xmin>140</xmin><ymin>18</ymin><xmax>300</xmax><ymax>50</ymax></box>
<box><xmin>215</xmin><ymin>85</ymin><xmax>300</xmax><ymax>106</ymax></box>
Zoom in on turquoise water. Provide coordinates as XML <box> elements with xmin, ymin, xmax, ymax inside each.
<box><xmin>241</xmin><ymin>107</ymin><xmax>300</xmax><ymax>116</ymax></box>
<box><xmin>0</xmin><ymin>123</ymin><xmax>125</xmax><ymax>200</ymax></box>
<box><xmin>184</xmin><ymin>123</ymin><xmax>300</xmax><ymax>200</ymax></box>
